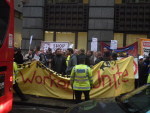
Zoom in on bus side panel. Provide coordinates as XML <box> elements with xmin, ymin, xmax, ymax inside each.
<box><xmin>0</xmin><ymin>62</ymin><xmax>13</xmax><ymax>113</ymax></box>
<box><xmin>0</xmin><ymin>0</ymin><xmax>14</xmax><ymax>112</ymax></box>
<box><xmin>0</xmin><ymin>0</ymin><xmax>14</xmax><ymax>62</ymax></box>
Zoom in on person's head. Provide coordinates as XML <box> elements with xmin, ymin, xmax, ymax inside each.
<box><xmin>46</xmin><ymin>48</ymin><xmax>52</xmax><ymax>54</ymax></box>
<box><xmin>17</xmin><ymin>48</ymin><xmax>22</xmax><ymax>54</ymax></box>
<box><xmin>79</xmin><ymin>49</ymin><xmax>85</xmax><ymax>55</ymax></box>
<box><xmin>66</xmin><ymin>48</ymin><xmax>74</xmax><ymax>55</ymax></box>
<box><xmin>103</xmin><ymin>47</ymin><xmax>109</xmax><ymax>53</ymax></box>
<box><xmin>14</xmin><ymin>47</ymin><xmax>18</xmax><ymax>54</ymax></box>
<box><xmin>40</xmin><ymin>49</ymin><xmax>45</xmax><ymax>53</ymax></box>
<box><xmin>48</xmin><ymin>48</ymin><xmax>52</xmax><ymax>52</ymax></box>
<box><xmin>96</xmin><ymin>51</ymin><xmax>102</xmax><ymax>58</ymax></box>
<box><xmin>103</xmin><ymin>51</ymin><xmax>111</xmax><ymax>61</ymax></box>
<box><xmin>86</xmin><ymin>50</ymin><xmax>93</xmax><ymax>56</ymax></box>
<box><xmin>74</xmin><ymin>49</ymin><xmax>79</xmax><ymax>55</ymax></box>
<box><xmin>55</xmin><ymin>48</ymin><xmax>62</xmax><ymax>56</ymax></box>
<box><xmin>139</xmin><ymin>55</ymin><xmax>144</xmax><ymax>62</ymax></box>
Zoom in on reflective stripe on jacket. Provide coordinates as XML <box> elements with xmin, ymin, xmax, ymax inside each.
<box><xmin>13</xmin><ymin>62</ymin><xmax>18</xmax><ymax>84</ymax></box>
<box><xmin>147</xmin><ymin>73</ymin><xmax>150</xmax><ymax>84</ymax></box>
<box><xmin>66</xmin><ymin>55</ymin><xmax>70</xmax><ymax>67</ymax></box>
<box><xmin>70</xmin><ymin>64</ymin><xmax>93</xmax><ymax>91</ymax></box>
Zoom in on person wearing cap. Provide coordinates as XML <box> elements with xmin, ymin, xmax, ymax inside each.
<box><xmin>70</xmin><ymin>58</ymin><xmax>93</xmax><ymax>103</ymax></box>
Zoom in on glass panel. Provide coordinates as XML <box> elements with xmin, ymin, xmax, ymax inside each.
<box><xmin>0</xmin><ymin>0</ymin><xmax>10</xmax><ymax>48</ymax></box>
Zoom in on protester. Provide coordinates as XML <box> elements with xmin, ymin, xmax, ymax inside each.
<box><xmin>33</xmin><ymin>46</ymin><xmax>47</xmax><ymax>65</ymax></box>
<box><xmin>70</xmin><ymin>58</ymin><xmax>93</xmax><ymax>103</ymax></box>
<box><xmin>138</xmin><ymin>55</ymin><xmax>148</xmax><ymax>87</ymax></box>
<box><xmin>111</xmin><ymin>52</ymin><xmax>118</xmax><ymax>60</ymax></box>
<box><xmin>51</xmin><ymin>48</ymin><xmax>66</xmax><ymax>75</ymax></box>
<box><xmin>39</xmin><ymin>49</ymin><xmax>47</xmax><ymax>66</ymax></box>
<box><xmin>24</xmin><ymin>49</ymin><xmax>34</xmax><ymax>62</ymax></box>
<box><xmin>90</xmin><ymin>51</ymin><xmax>97</xmax><ymax>66</ymax></box>
<box><xmin>66</xmin><ymin>48</ymin><xmax>77</xmax><ymax>76</ymax></box>
<box><xmin>103</xmin><ymin>47</ymin><xmax>109</xmax><ymax>54</ymax></box>
<box><xmin>85</xmin><ymin>50</ymin><xmax>93</xmax><ymax>66</ymax></box>
<box><xmin>13</xmin><ymin>61</ymin><xmax>28</xmax><ymax>101</ymax></box>
<box><xmin>77</xmin><ymin>49</ymin><xmax>86</xmax><ymax>64</ymax></box>
<box><xmin>45</xmin><ymin>48</ymin><xmax>53</xmax><ymax>68</ymax></box>
<box><xmin>14</xmin><ymin>47</ymin><xmax>24</xmax><ymax>64</ymax></box>
<box><xmin>103</xmin><ymin>51</ymin><xmax>111</xmax><ymax>61</ymax></box>
<box><xmin>33</xmin><ymin>46</ymin><xmax>41</xmax><ymax>61</ymax></box>
<box><xmin>74</xmin><ymin>49</ymin><xmax>79</xmax><ymax>56</ymax></box>
<box><xmin>94</xmin><ymin>51</ymin><xmax>103</xmax><ymax>65</ymax></box>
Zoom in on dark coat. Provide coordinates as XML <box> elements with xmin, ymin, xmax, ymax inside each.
<box><xmin>138</xmin><ymin>61</ymin><xmax>148</xmax><ymax>86</ymax></box>
<box><xmin>51</xmin><ymin>55</ymin><xmax>66</xmax><ymax>75</ymax></box>
<box><xmin>14</xmin><ymin>53</ymin><xmax>24</xmax><ymax>64</ymax></box>
<box><xmin>85</xmin><ymin>55</ymin><xmax>92</xmax><ymax>66</ymax></box>
<box><xmin>77</xmin><ymin>53</ymin><xmax>86</xmax><ymax>64</ymax></box>
<box><xmin>66</xmin><ymin>54</ymin><xmax>77</xmax><ymax>75</ymax></box>
<box><xmin>94</xmin><ymin>57</ymin><xmax>103</xmax><ymax>65</ymax></box>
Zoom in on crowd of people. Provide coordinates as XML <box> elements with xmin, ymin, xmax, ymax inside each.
<box><xmin>14</xmin><ymin>46</ymin><xmax>150</xmax><ymax>85</ymax></box>
<box><xmin>14</xmin><ymin>46</ymin><xmax>118</xmax><ymax>74</ymax></box>
<box><xmin>13</xmin><ymin>46</ymin><xmax>150</xmax><ymax>103</ymax></box>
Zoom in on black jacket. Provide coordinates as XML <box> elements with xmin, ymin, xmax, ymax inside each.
<box><xmin>51</xmin><ymin>55</ymin><xmax>66</xmax><ymax>75</ymax></box>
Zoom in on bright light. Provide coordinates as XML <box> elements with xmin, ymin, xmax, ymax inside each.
<box><xmin>10</xmin><ymin>76</ymin><xmax>12</xmax><ymax>82</ymax></box>
<box><xmin>0</xmin><ymin>99</ymin><xmax>13</xmax><ymax>113</ymax></box>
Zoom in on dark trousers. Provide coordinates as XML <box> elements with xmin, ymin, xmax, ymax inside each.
<box><xmin>13</xmin><ymin>82</ymin><xmax>27</xmax><ymax>100</ymax></box>
<box><xmin>74</xmin><ymin>90</ymin><xmax>90</xmax><ymax>103</ymax></box>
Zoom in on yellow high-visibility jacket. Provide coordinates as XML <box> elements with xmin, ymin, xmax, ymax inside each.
<box><xmin>13</xmin><ymin>62</ymin><xmax>18</xmax><ymax>84</ymax></box>
<box><xmin>66</xmin><ymin>55</ymin><xmax>70</xmax><ymax>67</ymax></box>
<box><xmin>70</xmin><ymin>64</ymin><xmax>93</xmax><ymax>91</ymax></box>
<box><xmin>147</xmin><ymin>73</ymin><xmax>150</xmax><ymax>84</ymax></box>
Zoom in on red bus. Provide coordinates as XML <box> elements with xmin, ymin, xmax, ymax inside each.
<box><xmin>0</xmin><ymin>0</ymin><xmax>14</xmax><ymax>113</ymax></box>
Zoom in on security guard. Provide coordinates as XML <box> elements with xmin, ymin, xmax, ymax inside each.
<box><xmin>70</xmin><ymin>58</ymin><xmax>93</xmax><ymax>103</ymax></box>
<box><xmin>13</xmin><ymin>62</ymin><xmax>28</xmax><ymax>101</ymax></box>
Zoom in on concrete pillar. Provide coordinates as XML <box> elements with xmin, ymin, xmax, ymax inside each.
<box><xmin>88</xmin><ymin>0</ymin><xmax>114</xmax><ymax>50</ymax></box>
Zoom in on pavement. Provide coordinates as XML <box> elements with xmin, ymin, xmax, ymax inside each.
<box><xmin>13</xmin><ymin>94</ymin><xmax>76</xmax><ymax>109</ymax></box>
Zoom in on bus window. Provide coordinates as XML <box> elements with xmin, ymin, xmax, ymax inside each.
<box><xmin>0</xmin><ymin>0</ymin><xmax>10</xmax><ymax>48</ymax></box>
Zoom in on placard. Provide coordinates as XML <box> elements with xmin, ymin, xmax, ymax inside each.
<box><xmin>110</xmin><ymin>40</ymin><xmax>118</xmax><ymax>50</ymax></box>
<box><xmin>41</xmin><ymin>42</ymin><xmax>69</xmax><ymax>52</ymax></box>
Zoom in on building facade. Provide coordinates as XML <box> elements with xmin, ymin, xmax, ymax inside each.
<box><xmin>114</xmin><ymin>0</ymin><xmax>150</xmax><ymax>49</ymax></box>
<box><xmin>21</xmin><ymin>0</ymin><xmax>114</xmax><ymax>52</ymax></box>
<box><xmin>19</xmin><ymin>0</ymin><xmax>150</xmax><ymax>53</ymax></box>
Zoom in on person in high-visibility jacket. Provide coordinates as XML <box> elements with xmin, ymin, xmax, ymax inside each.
<box><xmin>66</xmin><ymin>55</ymin><xmax>70</xmax><ymax>67</ymax></box>
<box><xmin>147</xmin><ymin>67</ymin><xmax>150</xmax><ymax>84</ymax></box>
<box><xmin>147</xmin><ymin>74</ymin><xmax>150</xmax><ymax>84</ymax></box>
<box><xmin>13</xmin><ymin>62</ymin><xmax>28</xmax><ymax>101</ymax></box>
<box><xmin>70</xmin><ymin>58</ymin><xmax>93</xmax><ymax>103</ymax></box>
